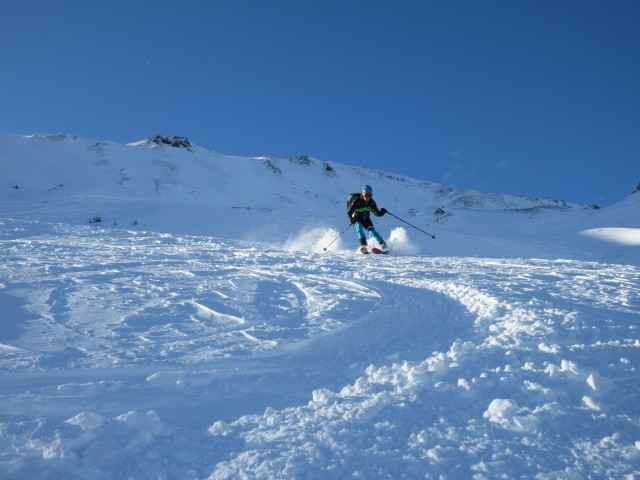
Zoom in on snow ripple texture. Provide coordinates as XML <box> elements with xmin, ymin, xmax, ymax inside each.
<box><xmin>0</xmin><ymin>220</ymin><xmax>639</xmax><ymax>479</ymax></box>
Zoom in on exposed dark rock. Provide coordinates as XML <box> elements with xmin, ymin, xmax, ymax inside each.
<box><xmin>146</xmin><ymin>135</ymin><xmax>192</xmax><ymax>150</ymax></box>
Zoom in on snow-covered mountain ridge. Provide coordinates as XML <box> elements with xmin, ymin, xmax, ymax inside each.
<box><xmin>2</xmin><ymin>132</ymin><xmax>638</xmax><ymax>261</ymax></box>
<box><xmin>1</xmin><ymin>132</ymin><xmax>595</xmax><ymax>215</ymax></box>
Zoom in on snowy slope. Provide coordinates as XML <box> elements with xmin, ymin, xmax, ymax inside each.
<box><xmin>4</xmin><ymin>132</ymin><xmax>637</xmax><ymax>261</ymax></box>
<box><xmin>1</xmin><ymin>133</ymin><xmax>639</xmax><ymax>479</ymax></box>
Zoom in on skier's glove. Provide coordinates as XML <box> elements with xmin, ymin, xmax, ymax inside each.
<box><xmin>379</xmin><ymin>208</ymin><xmax>387</xmax><ymax>216</ymax></box>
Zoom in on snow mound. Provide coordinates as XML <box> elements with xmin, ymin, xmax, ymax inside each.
<box><xmin>581</xmin><ymin>228</ymin><xmax>640</xmax><ymax>246</ymax></box>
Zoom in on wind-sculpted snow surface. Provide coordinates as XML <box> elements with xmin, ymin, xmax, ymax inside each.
<box><xmin>1</xmin><ymin>219</ymin><xmax>639</xmax><ymax>479</ymax></box>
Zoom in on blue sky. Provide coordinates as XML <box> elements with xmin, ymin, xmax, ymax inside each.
<box><xmin>2</xmin><ymin>0</ymin><xmax>639</xmax><ymax>206</ymax></box>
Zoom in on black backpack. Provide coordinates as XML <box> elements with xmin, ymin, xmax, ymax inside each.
<box><xmin>347</xmin><ymin>192</ymin><xmax>360</xmax><ymax>211</ymax></box>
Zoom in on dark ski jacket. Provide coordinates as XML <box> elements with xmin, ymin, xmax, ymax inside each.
<box><xmin>346</xmin><ymin>193</ymin><xmax>385</xmax><ymax>227</ymax></box>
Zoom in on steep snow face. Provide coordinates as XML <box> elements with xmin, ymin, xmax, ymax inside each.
<box><xmin>0</xmin><ymin>219</ymin><xmax>638</xmax><ymax>479</ymax></box>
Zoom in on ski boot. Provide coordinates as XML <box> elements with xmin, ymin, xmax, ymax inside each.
<box><xmin>359</xmin><ymin>238</ymin><xmax>369</xmax><ymax>254</ymax></box>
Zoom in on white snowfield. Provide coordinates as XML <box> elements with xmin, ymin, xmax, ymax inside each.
<box><xmin>1</xmin><ymin>133</ymin><xmax>639</xmax><ymax>479</ymax></box>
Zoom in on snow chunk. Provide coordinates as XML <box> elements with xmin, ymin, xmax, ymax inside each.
<box><xmin>484</xmin><ymin>399</ymin><xmax>539</xmax><ymax>432</ymax></box>
<box><xmin>547</xmin><ymin>360</ymin><xmax>617</xmax><ymax>394</ymax></box>
<box><xmin>457</xmin><ymin>378</ymin><xmax>472</xmax><ymax>390</ymax></box>
<box><xmin>208</xmin><ymin>420</ymin><xmax>233</xmax><ymax>436</ymax></box>
<box><xmin>586</xmin><ymin>372</ymin><xmax>616</xmax><ymax>393</ymax></box>
<box><xmin>66</xmin><ymin>411</ymin><xmax>108</xmax><ymax>430</ymax></box>
<box><xmin>582</xmin><ymin>396</ymin><xmax>602</xmax><ymax>411</ymax></box>
<box><xmin>113</xmin><ymin>410</ymin><xmax>168</xmax><ymax>446</ymax></box>
<box><xmin>538</xmin><ymin>342</ymin><xmax>561</xmax><ymax>353</ymax></box>
<box><xmin>312</xmin><ymin>388</ymin><xmax>334</xmax><ymax>404</ymax></box>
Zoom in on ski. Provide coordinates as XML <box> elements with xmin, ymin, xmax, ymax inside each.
<box><xmin>359</xmin><ymin>247</ymin><xmax>389</xmax><ymax>254</ymax></box>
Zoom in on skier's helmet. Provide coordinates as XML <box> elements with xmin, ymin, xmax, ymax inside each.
<box><xmin>362</xmin><ymin>185</ymin><xmax>373</xmax><ymax>199</ymax></box>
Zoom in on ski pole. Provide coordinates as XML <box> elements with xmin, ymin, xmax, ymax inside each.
<box><xmin>386</xmin><ymin>212</ymin><xmax>436</xmax><ymax>239</ymax></box>
<box><xmin>323</xmin><ymin>223</ymin><xmax>353</xmax><ymax>251</ymax></box>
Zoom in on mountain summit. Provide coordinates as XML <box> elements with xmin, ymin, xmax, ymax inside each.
<box><xmin>128</xmin><ymin>134</ymin><xmax>195</xmax><ymax>150</ymax></box>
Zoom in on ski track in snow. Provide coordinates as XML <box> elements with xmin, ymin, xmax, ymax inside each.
<box><xmin>1</xmin><ymin>219</ymin><xmax>639</xmax><ymax>479</ymax></box>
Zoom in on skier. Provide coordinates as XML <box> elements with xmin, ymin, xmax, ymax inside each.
<box><xmin>346</xmin><ymin>185</ymin><xmax>389</xmax><ymax>253</ymax></box>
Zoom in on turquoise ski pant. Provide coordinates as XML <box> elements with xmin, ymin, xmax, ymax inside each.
<box><xmin>355</xmin><ymin>222</ymin><xmax>384</xmax><ymax>244</ymax></box>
